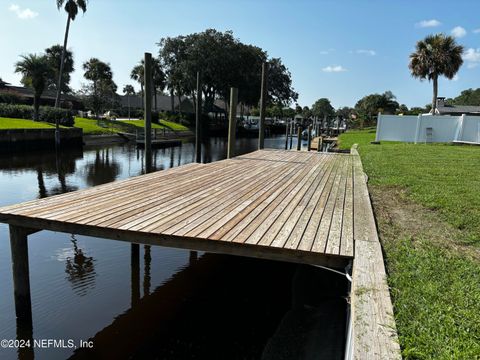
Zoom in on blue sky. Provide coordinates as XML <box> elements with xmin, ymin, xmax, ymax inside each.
<box><xmin>2</xmin><ymin>0</ymin><xmax>480</xmax><ymax>108</ymax></box>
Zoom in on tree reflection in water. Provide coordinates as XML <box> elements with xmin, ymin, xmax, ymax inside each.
<box><xmin>65</xmin><ymin>235</ymin><xmax>96</xmax><ymax>296</ymax></box>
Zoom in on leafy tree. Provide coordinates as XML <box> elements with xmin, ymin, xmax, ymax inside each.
<box><xmin>312</xmin><ymin>98</ymin><xmax>335</xmax><ymax>119</ymax></box>
<box><xmin>355</xmin><ymin>91</ymin><xmax>399</xmax><ymax>127</ymax></box>
<box><xmin>15</xmin><ymin>54</ymin><xmax>52</xmax><ymax>120</ymax></box>
<box><xmin>130</xmin><ymin>58</ymin><xmax>166</xmax><ymax>110</ymax></box>
<box><xmin>396</xmin><ymin>104</ymin><xmax>409</xmax><ymax>114</ymax></box>
<box><xmin>295</xmin><ymin>104</ymin><xmax>303</xmax><ymax>114</ymax></box>
<box><xmin>82</xmin><ymin>58</ymin><xmax>117</xmax><ymax>116</ymax></box>
<box><xmin>450</xmin><ymin>88</ymin><xmax>480</xmax><ymax>106</ymax></box>
<box><xmin>336</xmin><ymin>106</ymin><xmax>354</xmax><ymax>127</ymax></box>
<box><xmin>158</xmin><ymin>29</ymin><xmax>297</xmax><ymax>115</ymax></box>
<box><xmin>130</xmin><ymin>63</ymin><xmax>144</xmax><ymax>108</ymax></box>
<box><xmin>302</xmin><ymin>106</ymin><xmax>312</xmax><ymax>119</ymax></box>
<box><xmin>45</xmin><ymin>44</ymin><xmax>74</xmax><ymax>94</ymax></box>
<box><xmin>409</xmin><ymin>34</ymin><xmax>463</xmax><ymax>114</ymax></box>
<box><xmin>54</xmin><ymin>0</ymin><xmax>87</xmax><ymax>107</ymax></box>
<box><xmin>123</xmin><ymin>84</ymin><xmax>135</xmax><ymax>119</ymax></box>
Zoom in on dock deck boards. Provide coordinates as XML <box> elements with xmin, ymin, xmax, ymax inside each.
<box><xmin>0</xmin><ymin>150</ymin><xmax>354</xmax><ymax>267</ymax></box>
<box><xmin>0</xmin><ymin>147</ymin><xmax>402</xmax><ymax>359</ymax></box>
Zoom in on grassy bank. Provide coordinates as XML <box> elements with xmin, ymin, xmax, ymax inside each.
<box><xmin>0</xmin><ymin>117</ymin><xmax>57</xmax><ymax>129</ymax></box>
<box><xmin>339</xmin><ymin>130</ymin><xmax>480</xmax><ymax>358</ymax></box>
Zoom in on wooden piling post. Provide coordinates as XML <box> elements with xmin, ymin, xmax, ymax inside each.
<box><xmin>195</xmin><ymin>71</ymin><xmax>202</xmax><ymax>163</ymax></box>
<box><xmin>258</xmin><ymin>62</ymin><xmax>268</xmax><ymax>150</ymax></box>
<box><xmin>297</xmin><ymin>125</ymin><xmax>302</xmax><ymax>151</ymax></box>
<box><xmin>227</xmin><ymin>87</ymin><xmax>238</xmax><ymax>159</ymax></box>
<box><xmin>144</xmin><ymin>52</ymin><xmax>153</xmax><ymax>172</ymax></box>
<box><xmin>285</xmin><ymin>120</ymin><xmax>289</xmax><ymax>150</ymax></box>
<box><xmin>130</xmin><ymin>243</ymin><xmax>140</xmax><ymax>307</ymax></box>
<box><xmin>307</xmin><ymin>124</ymin><xmax>312</xmax><ymax>151</ymax></box>
<box><xmin>318</xmin><ymin>136</ymin><xmax>323</xmax><ymax>152</ymax></box>
<box><xmin>290</xmin><ymin>121</ymin><xmax>294</xmax><ymax>149</ymax></box>
<box><xmin>9</xmin><ymin>225</ymin><xmax>33</xmax><ymax>326</ymax></box>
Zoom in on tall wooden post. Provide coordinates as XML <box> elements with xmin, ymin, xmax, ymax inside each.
<box><xmin>258</xmin><ymin>62</ymin><xmax>268</xmax><ymax>149</ymax></box>
<box><xmin>289</xmin><ymin>121</ymin><xmax>294</xmax><ymax>149</ymax></box>
<box><xmin>9</xmin><ymin>226</ymin><xmax>33</xmax><ymax>326</ymax></box>
<box><xmin>297</xmin><ymin>125</ymin><xmax>302</xmax><ymax>151</ymax></box>
<box><xmin>195</xmin><ymin>71</ymin><xmax>202</xmax><ymax>163</ymax></box>
<box><xmin>131</xmin><ymin>243</ymin><xmax>140</xmax><ymax>307</ymax></box>
<box><xmin>144</xmin><ymin>52</ymin><xmax>153</xmax><ymax>173</ymax></box>
<box><xmin>285</xmin><ymin>120</ymin><xmax>289</xmax><ymax>150</ymax></box>
<box><xmin>227</xmin><ymin>87</ymin><xmax>238</xmax><ymax>159</ymax></box>
<box><xmin>307</xmin><ymin>125</ymin><xmax>312</xmax><ymax>151</ymax></box>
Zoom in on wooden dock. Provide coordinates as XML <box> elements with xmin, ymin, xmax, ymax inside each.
<box><xmin>0</xmin><ymin>148</ymin><xmax>401</xmax><ymax>359</ymax></box>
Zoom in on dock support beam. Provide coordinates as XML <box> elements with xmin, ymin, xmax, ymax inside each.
<box><xmin>285</xmin><ymin>120</ymin><xmax>289</xmax><ymax>150</ymax></box>
<box><xmin>290</xmin><ymin>122</ymin><xmax>294</xmax><ymax>149</ymax></box>
<box><xmin>195</xmin><ymin>71</ymin><xmax>202</xmax><ymax>163</ymax></box>
<box><xmin>10</xmin><ymin>225</ymin><xmax>33</xmax><ymax>326</ymax></box>
<box><xmin>307</xmin><ymin>125</ymin><xmax>312</xmax><ymax>151</ymax></box>
<box><xmin>144</xmin><ymin>52</ymin><xmax>153</xmax><ymax>172</ymax></box>
<box><xmin>227</xmin><ymin>87</ymin><xmax>238</xmax><ymax>159</ymax></box>
<box><xmin>297</xmin><ymin>125</ymin><xmax>302</xmax><ymax>151</ymax></box>
<box><xmin>130</xmin><ymin>243</ymin><xmax>140</xmax><ymax>307</ymax></box>
<box><xmin>258</xmin><ymin>62</ymin><xmax>268</xmax><ymax>150</ymax></box>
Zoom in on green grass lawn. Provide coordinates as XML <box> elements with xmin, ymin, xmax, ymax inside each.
<box><xmin>339</xmin><ymin>130</ymin><xmax>480</xmax><ymax>358</ymax></box>
<box><xmin>121</xmin><ymin>119</ymin><xmax>189</xmax><ymax>131</ymax></box>
<box><xmin>73</xmin><ymin>117</ymin><xmax>115</xmax><ymax>135</ymax></box>
<box><xmin>0</xmin><ymin>117</ymin><xmax>57</xmax><ymax>129</ymax></box>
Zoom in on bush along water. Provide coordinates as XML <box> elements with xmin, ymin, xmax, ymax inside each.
<box><xmin>0</xmin><ymin>104</ymin><xmax>74</xmax><ymax>127</ymax></box>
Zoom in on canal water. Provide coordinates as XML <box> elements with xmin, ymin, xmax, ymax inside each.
<box><xmin>0</xmin><ymin>135</ymin><xmax>348</xmax><ymax>360</ymax></box>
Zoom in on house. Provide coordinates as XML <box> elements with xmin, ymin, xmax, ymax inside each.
<box><xmin>436</xmin><ymin>97</ymin><xmax>480</xmax><ymax>115</ymax></box>
<box><xmin>0</xmin><ymin>85</ymin><xmax>83</xmax><ymax>109</ymax></box>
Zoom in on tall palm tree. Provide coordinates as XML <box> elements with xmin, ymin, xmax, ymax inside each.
<box><xmin>54</xmin><ymin>0</ymin><xmax>87</xmax><ymax>108</ymax></box>
<box><xmin>130</xmin><ymin>64</ymin><xmax>144</xmax><ymax>110</ymax></box>
<box><xmin>123</xmin><ymin>84</ymin><xmax>135</xmax><ymax>120</ymax></box>
<box><xmin>409</xmin><ymin>34</ymin><xmax>463</xmax><ymax>114</ymax></box>
<box><xmin>15</xmin><ymin>54</ymin><xmax>51</xmax><ymax>121</ymax></box>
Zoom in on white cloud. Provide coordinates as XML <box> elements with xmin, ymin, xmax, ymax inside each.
<box><xmin>416</xmin><ymin>19</ymin><xmax>441</xmax><ymax>28</ymax></box>
<box><xmin>473</xmin><ymin>28</ymin><xmax>480</xmax><ymax>34</ymax></box>
<box><xmin>319</xmin><ymin>48</ymin><xmax>335</xmax><ymax>55</ymax></box>
<box><xmin>463</xmin><ymin>48</ymin><xmax>480</xmax><ymax>68</ymax></box>
<box><xmin>451</xmin><ymin>26</ymin><xmax>467</xmax><ymax>38</ymax></box>
<box><xmin>322</xmin><ymin>65</ymin><xmax>347</xmax><ymax>73</ymax></box>
<box><xmin>355</xmin><ymin>49</ymin><xmax>376</xmax><ymax>56</ymax></box>
<box><xmin>8</xmin><ymin>4</ymin><xmax>38</xmax><ymax>19</ymax></box>
<box><xmin>452</xmin><ymin>75</ymin><xmax>459</xmax><ymax>81</ymax></box>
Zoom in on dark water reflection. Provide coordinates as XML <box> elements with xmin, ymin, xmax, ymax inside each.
<box><xmin>0</xmin><ymin>135</ymin><xmax>347</xmax><ymax>360</ymax></box>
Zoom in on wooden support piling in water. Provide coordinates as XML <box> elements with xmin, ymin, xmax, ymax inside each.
<box><xmin>307</xmin><ymin>125</ymin><xmax>312</xmax><ymax>151</ymax></box>
<box><xmin>290</xmin><ymin>122</ymin><xmax>294</xmax><ymax>149</ymax></box>
<box><xmin>144</xmin><ymin>53</ymin><xmax>153</xmax><ymax>172</ymax></box>
<box><xmin>317</xmin><ymin>136</ymin><xmax>323</xmax><ymax>152</ymax></box>
<box><xmin>195</xmin><ymin>71</ymin><xmax>202</xmax><ymax>163</ymax></box>
<box><xmin>9</xmin><ymin>225</ymin><xmax>33</xmax><ymax>325</ymax></box>
<box><xmin>227</xmin><ymin>87</ymin><xmax>238</xmax><ymax>159</ymax></box>
<box><xmin>258</xmin><ymin>62</ymin><xmax>268</xmax><ymax>150</ymax></box>
<box><xmin>296</xmin><ymin>125</ymin><xmax>302</xmax><ymax>151</ymax></box>
<box><xmin>285</xmin><ymin>121</ymin><xmax>289</xmax><ymax>150</ymax></box>
<box><xmin>131</xmin><ymin>243</ymin><xmax>140</xmax><ymax>307</ymax></box>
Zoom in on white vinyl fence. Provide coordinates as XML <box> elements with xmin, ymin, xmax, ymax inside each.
<box><xmin>376</xmin><ymin>114</ymin><xmax>480</xmax><ymax>144</ymax></box>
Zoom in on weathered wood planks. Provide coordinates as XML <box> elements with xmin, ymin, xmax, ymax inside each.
<box><xmin>0</xmin><ymin>150</ymin><xmax>355</xmax><ymax>267</ymax></box>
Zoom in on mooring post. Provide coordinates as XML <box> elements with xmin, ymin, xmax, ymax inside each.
<box><xmin>130</xmin><ymin>243</ymin><xmax>140</xmax><ymax>307</ymax></box>
<box><xmin>285</xmin><ymin>120</ymin><xmax>289</xmax><ymax>150</ymax></box>
<box><xmin>307</xmin><ymin>124</ymin><xmax>312</xmax><ymax>151</ymax></box>
<box><xmin>195</xmin><ymin>71</ymin><xmax>202</xmax><ymax>163</ymax></box>
<box><xmin>227</xmin><ymin>87</ymin><xmax>238</xmax><ymax>159</ymax></box>
<box><xmin>258</xmin><ymin>62</ymin><xmax>268</xmax><ymax>150</ymax></box>
<box><xmin>290</xmin><ymin>121</ymin><xmax>294</xmax><ymax>149</ymax></box>
<box><xmin>9</xmin><ymin>225</ymin><xmax>33</xmax><ymax>330</ymax></box>
<box><xmin>297</xmin><ymin>125</ymin><xmax>302</xmax><ymax>151</ymax></box>
<box><xmin>144</xmin><ymin>52</ymin><xmax>153</xmax><ymax>172</ymax></box>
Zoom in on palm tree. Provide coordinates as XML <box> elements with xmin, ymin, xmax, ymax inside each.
<box><xmin>131</xmin><ymin>58</ymin><xmax>165</xmax><ymax>111</ymax></box>
<box><xmin>123</xmin><ymin>84</ymin><xmax>135</xmax><ymax>119</ymax></box>
<box><xmin>409</xmin><ymin>34</ymin><xmax>463</xmax><ymax>114</ymax></box>
<box><xmin>15</xmin><ymin>54</ymin><xmax>51</xmax><ymax>121</ymax></box>
<box><xmin>54</xmin><ymin>0</ymin><xmax>87</xmax><ymax>108</ymax></box>
<box><xmin>130</xmin><ymin>63</ymin><xmax>144</xmax><ymax>110</ymax></box>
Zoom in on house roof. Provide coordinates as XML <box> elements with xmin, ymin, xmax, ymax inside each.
<box><xmin>1</xmin><ymin>85</ymin><xmax>80</xmax><ymax>102</ymax></box>
<box><xmin>438</xmin><ymin>104</ymin><xmax>480</xmax><ymax>115</ymax></box>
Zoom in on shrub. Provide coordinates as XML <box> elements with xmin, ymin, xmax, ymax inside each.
<box><xmin>0</xmin><ymin>103</ymin><xmax>74</xmax><ymax>126</ymax></box>
<box><xmin>151</xmin><ymin>111</ymin><xmax>160</xmax><ymax>124</ymax></box>
<box><xmin>38</xmin><ymin>107</ymin><xmax>74</xmax><ymax>127</ymax></box>
<box><xmin>0</xmin><ymin>103</ymin><xmax>33</xmax><ymax>119</ymax></box>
